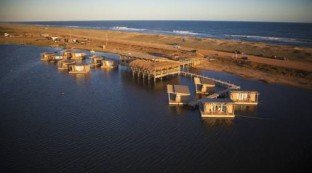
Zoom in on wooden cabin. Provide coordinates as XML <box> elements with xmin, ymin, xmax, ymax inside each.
<box><xmin>90</xmin><ymin>56</ymin><xmax>103</xmax><ymax>67</ymax></box>
<box><xmin>167</xmin><ymin>85</ymin><xmax>191</xmax><ymax>105</ymax></box>
<box><xmin>71</xmin><ymin>52</ymin><xmax>86</xmax><ymax>60</ymax></box>
<box><xmin>53</xmin><ymin>55</ymin><xmax>63</xmax><ymax>62</ymax></box>
<box><xmin>130</xmin><ymin>59</ymin><xmax>182</xmax><ymax>82</ymax></box>
<box><xmin>41</xmin><ymin>52</ymin><xmax>55</xmax><ymax>62</ymax></box>
<box><xmin>199</xmin><ymin>98</ymin><xmax>235</xmax><ymax>118</ymax></box>
<box><xmin>62</xmin><ymin>51</ymin><xmax>86</xmax><ymax>60</ymax></box>
<box><xmin>68</xmin><ymin>63</ymin><xmax>91</xmax><ymax>74</ymax></box>
<box><xmin>62</xmin><ymin>51</ymin><xmax>72</xmax><ymax>59</ymax></box>
<box><xmin>57</xmin><ymin>59</ymin><xmax>76</xmax><ymax>70</ymax></box>
<box><xmin>101</xmin><ymin>59</ymin><xmax>118</xmax><ymax>69</ymax></box>
<box><xmin>229</xmin><ymin>90</ymin><xmax>259</xmax><ymax>105</ymax></box>
<box><xmin>194</xmin><ymin>77</ymin><xmax>215</xmax><ymax>94</ymax></box>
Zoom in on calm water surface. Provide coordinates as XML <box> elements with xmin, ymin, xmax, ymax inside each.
<box><xmin>0</xmin><ymin>45</ymin><xmax>311</xmax><ymax>172</ymax></box>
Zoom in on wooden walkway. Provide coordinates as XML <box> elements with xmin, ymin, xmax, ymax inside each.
<box><xmin>206</xmin><ymin>88</ymin><xmax>231</xmax><ymax>99</ymax></box>
<box><xmin>179</xmin><ymin>71</ymin><xmax>240</xmax><ymax>89</ymax></box>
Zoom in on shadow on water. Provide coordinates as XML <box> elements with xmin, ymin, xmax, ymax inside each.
<box><xmin>201</xmin><ymin>118</ymin><xmax>234</xmax><ymax>127</ymax></box>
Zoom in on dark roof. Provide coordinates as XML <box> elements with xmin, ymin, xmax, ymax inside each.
<box><xmin>174</xmin><ymin>85</ymin><xmax>190</xmax><ymax>94</ymax></box>
<box><xmin>199</xmin><ymin>98</ymin><xmax>233</xmax><ymax>103</ymax></box>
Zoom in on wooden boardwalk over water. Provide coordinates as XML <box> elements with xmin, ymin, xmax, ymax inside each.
<box><xmin>179</xmin><ymin>71</ymin><xmax>240</xmax><ymax>89</ymax></box>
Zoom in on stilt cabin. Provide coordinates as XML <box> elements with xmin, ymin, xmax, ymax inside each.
<box><xmin>130</xmin><ymin>59</ymin><xmax>182</xmax><ymax>82</ymax></box>
<box><xmin>229</xmin><ymin>90</ymin><xmax>259</xmax><ymax>105</ymax></box>
<box><xmin>41</xmin><ymin>52</ymin><xmax>55</xmax><ymax>62</ymax></box>
<box><xmin>101</xmin><ymin>59</ymin><xmax>118</xmax><ymax>69</ymax></box>
<box><xmin>62</xmin><ymin>51</ymin><xmax>72</xmax><ymax>59</ymax></box>
<box><xmin>53</xmin><ymin>55</ymin><xmax>63</xmax><ymax>62</ymax></box>
<box><xmin>71</xmin><ymin>52</ymin><xmax>86</xmax><ymax>60</ymax></box>
<box><xmin>90</xmin><ymin>56</ymin><xmax>103</xmax><ymax>67</ymax></box>
<box><xmin>57</xmin><ymin>59</ymin><xmax>76</xmax><ymax>70</ymax></box>
<box><xmin>62</xmin><ymin>51</ymin><xmax>86</xmax><ymax>60</ymax></box>
<box><xmin>199</xmin><ymin>98</ymin><xmax>235</xmax><ymax>118</ymax></box>
<box><xmin>167</xmin><ymin>85</ymin><xmax>191</xmax><ymax>105</ymax></box>
<box><xmin>194</xmin><ymin>77</ymin><xmax>215</xmax><ymax>94</ymax></box>
<box><xmin>68</xmin><ymin>62</ymin><xmax>91</xmax><ymax>74</ymax></box>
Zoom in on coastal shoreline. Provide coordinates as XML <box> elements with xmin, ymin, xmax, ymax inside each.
<box><xmin>1</xmin><ymin>23</ymin><xmax>311</xmax><ymax>89</ymax></box>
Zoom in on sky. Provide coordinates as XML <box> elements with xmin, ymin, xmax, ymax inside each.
<box><xmin>0</xmin><ymin>0</ymin><xmax>311</xmax><ymax>22</ymax></box>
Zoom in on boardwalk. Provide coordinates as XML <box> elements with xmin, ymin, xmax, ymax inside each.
<box><xmin>179</xmin><ymin>71</ymin><xmax>240</xmax><ymax>89</ymax></box>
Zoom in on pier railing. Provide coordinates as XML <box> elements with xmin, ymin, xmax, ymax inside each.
<box><xmin>179</xmin><ymin>71</ymin><xmax>240</xmax><ymax>90</ymax></box>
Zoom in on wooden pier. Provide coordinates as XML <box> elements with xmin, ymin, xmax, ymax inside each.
<box><xmin>180</xmin><ymin>71</ymin><xmax>240</xmax><ymax>89</ymax></box>
<box><xmin>119</xmin><ymin>51</ymin><xmax>200</xmax><ymax>68</ymax></box>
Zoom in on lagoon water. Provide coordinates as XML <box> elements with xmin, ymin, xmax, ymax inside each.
<box><xmin>0</xmin><ymin>45</ymin><xmax>311</xmax><ymax>172</ymax></box>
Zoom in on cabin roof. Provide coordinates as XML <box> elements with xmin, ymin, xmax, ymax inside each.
<box><xmin>60</xmin><ymin>59</ymin><xmax>76</xmax><ymax>63</ymax></box>
<box><xmin>174</xmin><ymin>85</ymin><xmax>190</xmax><ymax>95</ymax></box>
<box><xmin>199</xmin><ymin>98</ymin><xmax>233</xmax><ymax>104</ymax></box>
<box><xmin>194</xmin><ymin>77</ymin><xmax>215</xmax><ymax>85</ymax></box>
<box><xmin>129</xmin><ymin>59</ymin><xmax>182</xmax><ymax>72</ymax></box>
<box><xmin>167</xmin><ymin>85</ymin><xmax>190</xmax><ymax>95</ymax></box>
<box><xmin>120</xmin><ymin>51</ymin><xmax>168</xmax><ymax>61</ymax></box>
<box><xmin>167</xmin><ymin>85</ymin><xmax>174</xmax><ymax>93</ymax></box>
<box><xmin>91</xmin><ymin>55</ymin><xmax>103</xmax><ymax>60</ymax></box>
<box><xmin>194</xmin><ymin>77</ymin><xmax>201</xmax><ymax>84</ymax></box>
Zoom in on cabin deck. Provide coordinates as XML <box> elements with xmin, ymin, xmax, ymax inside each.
<box><xmin>200</xmin><ymin>111</ymin><xmax>235</xmax><ymax>118</ymax></box>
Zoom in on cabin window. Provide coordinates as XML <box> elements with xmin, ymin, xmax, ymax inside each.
<box><xmin>211</xmin><ymin>103</ymin><xmax>227</xmax><ymax>113</ymax></box>
<box><xmin>238</xmin><ymin>93</ymin><xmax>248</xmax><ymax>101</ymax></box>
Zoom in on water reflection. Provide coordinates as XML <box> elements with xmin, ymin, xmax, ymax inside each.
<box><xmin>168</xmin><ymin>105</ymin><xmax>184</xmax><ymax>115</ymax></box>
<box><xmin>234</xmin><ymin>105</ymin><xmax>258</xmax><ymax>117</ymax></box>
<box><xmin>71</xmin><ymin>73</ymin><xmax>91</xmax><ymax>80</ymax></box>
<box><xmin>201</xmin><ymin>118</ymin><xmax>234</xmax><ymax>127</ymax></box>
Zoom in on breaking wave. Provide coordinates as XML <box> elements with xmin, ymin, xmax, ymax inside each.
<box><xmin>110</xmin><ymin>26</ymin><xmax>146</xmax><ymax>31</ymax></box>
<box><xmin>226</xmin><ymin>34</ymin><xmax>300</xmax><ymax>43</ymax></box>
<box><xmin>173</xmin><ymin>30</ymin><xmax>200</xmax><ymax>35</ymax></box>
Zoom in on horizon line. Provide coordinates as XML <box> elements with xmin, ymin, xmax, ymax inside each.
<box><xmin>1</xmin><ymin>19</ymin><xmax>311</xmax><ymax>24</ymax></box>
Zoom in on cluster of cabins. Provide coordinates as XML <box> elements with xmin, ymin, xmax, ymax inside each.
<box><xmin>121</xmin><ymin>52</ymin><xmax>259</xmax><ymax>118</ymax></box>
<box><xmin>167</xmin><ymin>78</ymin><xmax>259</xmax><ymax>118</ymax></box>
<box><xmin>42</xmin><ymin>49</ymin><xmax>259</xmax><ymax>119</ymax></box>
<box><xmin>41</xmin><ymin>50</ymin><xmax>117</xmax><ymax>74</ymax></box>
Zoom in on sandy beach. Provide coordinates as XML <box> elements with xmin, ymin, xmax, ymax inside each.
<box><xmin>1</xmin><ymin>23</ymin><xmax>311</xmax><ymax>88</ymax></box>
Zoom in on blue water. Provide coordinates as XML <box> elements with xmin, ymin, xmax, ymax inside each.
<box><xmin>23</xmin><ymin>20</ymin><xmax>312</xmax><ymax>47</ymax></box>
<box><xmin>1</xmin><ymin>45</ymin><xmax>312</xmax><ymax>172</ymax></box>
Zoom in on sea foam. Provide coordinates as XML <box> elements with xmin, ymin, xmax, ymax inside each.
<box><xmin>226</xmin><ymin>34</ymin><xmax>299</xmax><ymax>43</ymax></box>
<box><xmin>173</xmin><ymin>30</ymin><xmax>200</xmax><ymax>35</ymax></box>
<box><xmin>111</xmin><ymin>26</ymin><xmax>146</xmax><ymax>31</ymax></box>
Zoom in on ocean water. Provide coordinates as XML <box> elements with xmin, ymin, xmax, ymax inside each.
<box><xmin>23</xmin><ymin>20</ymin><xmax>312</xmax><ymax>47</ymax></box>
<box><xmin>1</xmin><ymin>45</ymin><xmax>312</xmax><ymax>172</ymax></box>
